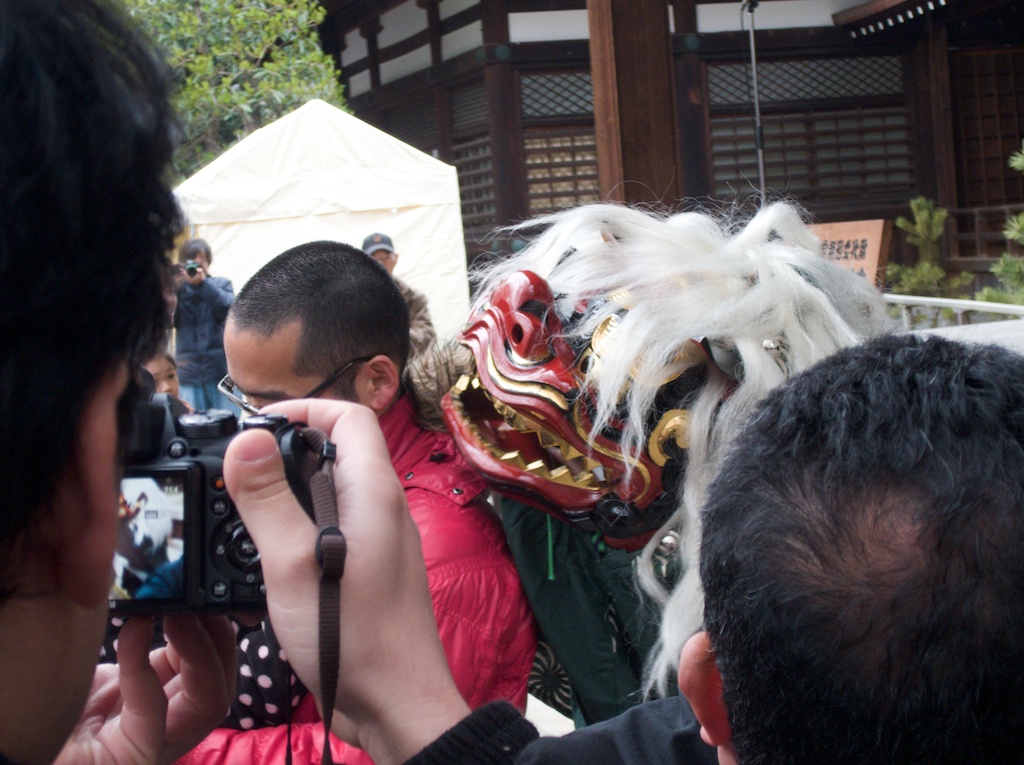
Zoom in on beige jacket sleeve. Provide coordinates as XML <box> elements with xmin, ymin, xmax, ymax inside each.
<box><xmin>394</xmin><ymin>276</ymin><xmax>436</xmax><ymax>356</ymax></box>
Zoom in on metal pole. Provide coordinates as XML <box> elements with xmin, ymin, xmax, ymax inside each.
<box><xmin>744</xmin><ymin>0</ymin><xmax>766</xmax><ymax>204</ymax></box>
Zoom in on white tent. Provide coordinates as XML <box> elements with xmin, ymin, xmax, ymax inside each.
<box><xmin>174</xmin><ymin>99</ymin><xmax>470</xmax><ymax>340</ymax></box>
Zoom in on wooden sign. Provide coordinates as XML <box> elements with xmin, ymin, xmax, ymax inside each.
<box><xmin>807</xmin><ymin>219</ymin><xmax>892</xmax><ymax>287</ymax></box>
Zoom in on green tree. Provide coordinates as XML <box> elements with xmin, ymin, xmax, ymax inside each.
<box><xmin>887</xmin><ymin>196</ymin><xmax>971</xmax><ymax>326</ymax></box>
<box><xmin>888</xmin><ymin>196</ymin><xmax>971</xmax><ymax>298</ymax></box>
<box><xmin>976</xmin><ymin>143</ymin><xmax>1024</xmax><ymax>305</ymax></box>
<box><xmin>125</xmin><ymin>0</ymin><xmax>346</xmax><ymax>179</ymax></box>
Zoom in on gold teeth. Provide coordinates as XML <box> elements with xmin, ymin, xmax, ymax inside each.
<box><xmin>451</xmin><ymin>376</ymin><xmax>605</xmax><ymax>490</ymax></box>
<box><xmin>452</xmin><ymin>374</ymin><xmax>481</xmax><ymax>394</ymax></box>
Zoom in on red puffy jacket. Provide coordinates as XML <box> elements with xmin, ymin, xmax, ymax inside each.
<box><xmin>177</xmin><ymin>395</ymin><xmax>537</xmax><ymax>764</ymax></box>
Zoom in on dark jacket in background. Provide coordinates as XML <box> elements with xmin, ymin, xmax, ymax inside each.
<box><xmin>174</xmin><ymin>276</ymin><xmax>233</xmax><ymax>385</ymax></box>
<box><xmin>501</xmin><ymin>497</ymin><xmax>665</xmax><ymax>727</ymax></box>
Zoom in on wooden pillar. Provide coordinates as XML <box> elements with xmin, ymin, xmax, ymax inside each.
<box><xmin>360</xmin><ymin>18</ymin><xmax>382</xmax><ymax>89</ymax></box>
<box><xmin>671</xmin><ymin>0</ymin><xmax>712</xmax><ymax>199</ymax></box>
<box><xmin>419</xmin><ymin>0</ymin><xmax>450</xmax><ymax>161</ymax></box>
<box><xmin>926</xmin><ymin>20</ymin><xmax>958</xmax><ymax>211</ymax></box>
<box><xmin>418</xmin><ymin>0</ymin><xmax>442</xmax><ymax>66</ymax></box>
<box><xmin>587</xmin><ymin>0</ymin><xmax>682</xmax><ymax>205</ymax></box>
<box><xmin>482</xmin><ymin>0</ymin><xmax>527</xmax><ymax>225</ymax></box>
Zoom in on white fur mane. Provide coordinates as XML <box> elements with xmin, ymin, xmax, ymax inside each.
<box><xmin>473</xmin><ymin>201</ymin><xmax>895</xmax><ymax>694</ymax></box>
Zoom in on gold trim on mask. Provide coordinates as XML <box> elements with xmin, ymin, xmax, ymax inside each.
<box><xmin>486</xmin><ymin>346</ymin><xmax>570</xmax><ymax>411</ymax></box>
<box><xmin>508</xmin><ymin>344</ymin><xmax>554</xmax><ymax>367</ymax></box>
<box><xmin>568</xmin><ymin>397</ymin><xmax>654</xmax><ymax>497</ymax></box>
<box><xmin>590</xmin><ymin>314</ymin><xmax>619</xmax><ymax>357</ymax></box>
<box><xmin>648</xmin><ymin>409</ymin><xmax>690</xmax><ymax>467</ymax></box>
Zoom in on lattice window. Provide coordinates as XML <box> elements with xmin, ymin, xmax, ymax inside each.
<box><xmin>950</xmin><ymin>49</ymin><xmax>1024</xmax><ymax>208</ymax></box>
<box><xmin>708</xmin><ymin>56</ymin><xmax>904</xmax><ymax>106</ymax></box>
<box><xmin>451</xmin><ymin>79</ymin><xmax>489</xmax><ymax>134</ymax></box>
<box><xmin>384</xmin><ymin>95</ymin><xmax>439</xmax><ymax>152</ymax></box>
<box><xmin>524</xmin><ymin>128</ymin><xmax>599</xmax><ymax>214</ymax></box>
<box><xmin>521</xmin><ymin>72</ymin><xmax>594</xmax><ymax>119</ymax></box>
<box><xmin>710</xmin><ymin>106</ymin><xmax>915</xmax><ymax>204</ymax></box>
<box><xmin>707</xmin><ymin>56</ymin><xmax>912</xmax><ymax>207</ymax></box>
<box><xmin>452</xmin><ymin>135</ymin><xmax>496</xmax><ymax>229</ymax></box>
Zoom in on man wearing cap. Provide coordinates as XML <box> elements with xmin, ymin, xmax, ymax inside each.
<box><xmin>362</xmin><ymin>232</ymin><xmax>436</xmax><ymax>355</ymax></box>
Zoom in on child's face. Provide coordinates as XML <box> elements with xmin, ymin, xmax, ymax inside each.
<box><xmin>145</xmin><ymin>355</ymin><xmax>180</xmax><ymax>398</ymax></box>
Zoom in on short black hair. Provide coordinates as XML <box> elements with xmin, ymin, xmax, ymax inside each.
<box><xmin>0</xmin><ymin>0</ymin><xmax>179</xmax><ymax>594</ymax></box>
<box><xmin>179</xmin><ymin>238</ymin><xmax>212</xmax><ymax>264</ymax></box>
<box><xmin>229</xmin><ymin>241</ymin><xmax>410</xmax><ymax>398</ymax></box>
<box><xmin>701</xmin><ymin>334</ymin><xmax>1024</xmax><ymax>764</ymax></box>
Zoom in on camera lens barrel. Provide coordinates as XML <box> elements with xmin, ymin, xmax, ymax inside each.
<box><xmin>178</xmin><ymin>410</ymin><xmax>237</xmax><ymax>440</ymax></box>
<box><xmin>241</xmin><ymin>413</ymin><xmax>289</xmax><ymax>433</ymax></box>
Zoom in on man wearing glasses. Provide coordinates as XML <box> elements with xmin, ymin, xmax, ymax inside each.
<box><xmin>182</xmin><ymin>240</ymin><xmax>537</xmax><ymax>765</ymax></box>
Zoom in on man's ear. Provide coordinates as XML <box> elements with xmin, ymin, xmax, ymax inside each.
<box><xmin>354</xmin><ymin>354</ymin><xmax>401</xmax><ymax>414</ymax></box>
<box><xmin>43</xmin><ymin>363</ymin><xmax>127</xmax><ymax>608</ymax></box>
<box><xmin>678</xmin><ymin>631</ymin><xmax>733</xmax><ymax>749</ymax></box>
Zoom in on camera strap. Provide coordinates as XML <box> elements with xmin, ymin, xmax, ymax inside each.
<box><xmin>293</xmin><ymin>426</ymin><xmax>346</xmax><ymax>765</ymax></box>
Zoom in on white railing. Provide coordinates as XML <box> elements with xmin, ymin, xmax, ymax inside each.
<box><xmin>883</xmin><ymin>294</ymin><xmax>1024</xmax><ymax>331</ymax></box>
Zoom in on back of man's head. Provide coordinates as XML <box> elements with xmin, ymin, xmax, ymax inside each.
<box><xmin>230</xmin><ymin>241</ymin><xmax>410</xmax><ymax>394</ymax></box>
<box><xmin>0</xmin><ymin>0</ymin><xmax>178</xmax><ymax>595</ymax></box>
<box><xmin>700</xmin><ymin>333</ymin><xmax>1024</xmax><ymax>765</ymax></box>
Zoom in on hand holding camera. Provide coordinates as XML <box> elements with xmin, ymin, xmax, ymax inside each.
<box><xmin>183</xmin><ymin>259</ymin><xmax>206</xmax><ymax>285</ymax></box>
<box><xmin>227</xmin><ymin>399</ymin><xmax>468</xmax><ymax>760</ymax></box>
<box><xmin>111</xmin><ymin>391</ymin><xmax>321</xmax><ymax>616</ymax></box>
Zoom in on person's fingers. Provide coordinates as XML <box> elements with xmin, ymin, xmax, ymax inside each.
<box><xmin>236</xmin><ymin>400</ymin><xmax>408</xmax><ymax>559</ymax></box>
<box><xmin>229</xmin><ymin>398</ymin><xmax>441</xmax><ymax>743</ymax></box>
<box><xmin>258</xmin><ymin>400</ymin><xmax>405</xmax><ymax>530</ymax></box>
<box><xmin>224</xmin><ymin>427</ymin><xmax>319</xmax><ymax>580</ymax></box>
<box><xmin>258</xmin><ymin>399</ymin><xmax>383</xmax><ymax>454</ymax></box>
<box><xmin>200</xmin><ymin>615</ymin><xmax>239</xmax><ymax>697</ymax></box>
<box><xmin>156</xmin><ymin>615</ymin><xmax>237</xmax><ymax>758</ymax></box>
<box><xmin>159</xmin><ymin>615</ymin><xmax>237</xmax><ymax>699</ymax></box>
<box><xmin>225</xmin><ymin>425</ymin><xmax>323</xmax><ymax>693</ymax></box>
<box><xmin>114</xmin><ymin>617</ymin><xmax>166</xmax><ymax>761</ymax></box>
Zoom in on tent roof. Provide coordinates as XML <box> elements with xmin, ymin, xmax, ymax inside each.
<box><xmin>175</xmin><ymin>99</ymin><xmax>456</xmax><ymax>225</ymax></box>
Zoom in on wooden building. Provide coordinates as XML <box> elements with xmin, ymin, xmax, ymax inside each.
<box><xmin>316</xmin><ymin>0</ymin><xmax>1024</xmax><ymax>274</ymax></box>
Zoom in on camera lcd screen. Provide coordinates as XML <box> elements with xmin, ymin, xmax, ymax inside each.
<box><xmin>110</xmin><ymin>471</ymin><xmax>187</xmax><ymax>603</ymax></box>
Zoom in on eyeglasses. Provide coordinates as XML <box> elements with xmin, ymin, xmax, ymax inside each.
<box><xmin>218</xmin><ymin>355</ymin><xmax>375</xmax><ymax>416</ymax></box>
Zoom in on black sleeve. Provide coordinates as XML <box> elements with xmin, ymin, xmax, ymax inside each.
<box><xmin>515</xmin><ymin>696</ymin><xmax>717</xmax><ymax>765</ymax></box>
<box><xmin>403</xmin><ymin>701</ymin><xmax>540</xmax><ymax>765</ymax></box>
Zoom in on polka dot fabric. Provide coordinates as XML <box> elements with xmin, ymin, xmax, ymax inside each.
<box><xmin>224</xmin><ymin>620</ymin><xmax>306</xmax><ymax>730</ymax></box>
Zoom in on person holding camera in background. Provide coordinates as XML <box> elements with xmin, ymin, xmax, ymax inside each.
<box><xmin>174</xmin><ymin>238</ymin><xmax>237</xmax><ymax>413</ymax></box>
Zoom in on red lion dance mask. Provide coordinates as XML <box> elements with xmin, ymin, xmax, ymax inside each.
<box><xmin>440</xmin><ymin>203</ymin><xmax>893</xmax><ymax>555</ymax></box>
<box><xmin>442</xmin><ymin>269</ymin><xmax>727</xmax><ymax>552</ymax></box>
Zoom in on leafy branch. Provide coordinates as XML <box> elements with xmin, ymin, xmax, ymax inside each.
<box><xmin>124</xmin><ymin>0</ymin><xmax>346</xmax><ymax>180</ymax></box>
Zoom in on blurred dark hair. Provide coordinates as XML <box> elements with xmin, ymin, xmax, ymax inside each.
<box><xmin>230</xmin><ymin>241</ymin><xmax>410</xmax><ymax>399</ymax></box>
<box><xmin>701</xmin><ymin>334</ymin><xmax>1024</xmax><ymax>764</ymax></box>
<box><xmin>179</xmin><ymin>238</ymin><xmax>212</xmax><ymax>264</ymax></box>
<box><xmin>0</xmin><ymin>0</ymin><xmax>180</xmax><ymax>594</ymax></box>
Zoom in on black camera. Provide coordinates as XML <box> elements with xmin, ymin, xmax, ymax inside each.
<box><xmin>109</xmin><ymin>394</ymin><xmax>288</xmax><ymax>615</ymax></box>
<box><xmin>184</xmin><ymin>259</ymin><xmax>200</xmax><ymax>277</ymax></box>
